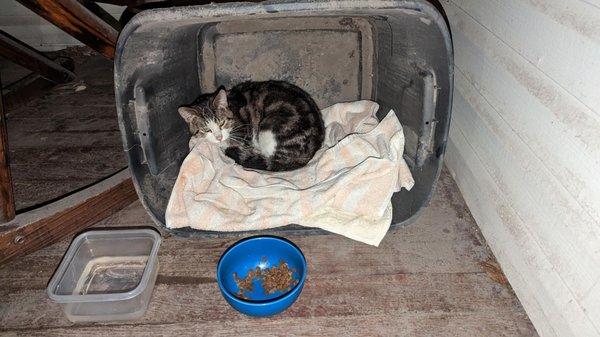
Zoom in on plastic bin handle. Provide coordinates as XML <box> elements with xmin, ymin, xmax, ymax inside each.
<box><xmin>416</xmin><ymin>69</ymin><xmax>438</xmax><ymax>167</ymax></box>
<box><xmin>134</xmin><ymin>85</ymin><xmax>160</xmax><ymax>175</ymax></box>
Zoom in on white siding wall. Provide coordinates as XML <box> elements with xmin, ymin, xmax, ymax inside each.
<box><xmin>442</xmin><ymin>1</ymin><xmax>600</xmax><ymax>336</ymax></box>
<box><xmin>0</xmin><ymin>0</ymin><xmax>123</xmax><ymax>51</ymax></box>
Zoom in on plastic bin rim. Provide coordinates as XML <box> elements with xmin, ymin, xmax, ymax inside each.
<box><xmin>115</xmin><ymin>0</ymin><xmax>449</xmax><ymax>68</ymax></box>
<box><xmin>46</xmin><ymin>228</ymin><xmax>162</xmax><ymax>303</ymax></box>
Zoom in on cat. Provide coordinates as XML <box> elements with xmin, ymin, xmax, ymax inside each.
<box><xmin>178</xmin><ymin>80</ymin><xmax>325</xmax><ymax>171</ymax></box>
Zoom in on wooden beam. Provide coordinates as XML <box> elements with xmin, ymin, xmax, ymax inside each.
<box><xmin>3</xmin><ymin>74</ymin><xmax>57</xmax><ymax>113</ymax></box>
<box><xmin>0</xmin><ymin>170</ymin><xmax>137</xmax><ymax>264</ymax></box>
<box><xmin>2</xmin><ymin>57</ymin><xmax>75</xmax><ymax>113</ymax></box>
<box><xmin>0</xmin><ymin>74</ymin><xmax>16</xmax><ymax>223</ymax></box>
<box><xmin>78</xmin><ymin>0</ymin><xmax>122</xmax><ymax>31</ymax></box>
<box><xmin>94</xmin><ymin>0</ymin><xmax>261</xmax><ymax>8</ymax></box>
<box><xmin>0</xmin><ymin>30</ymin><xmax>76</xmax><ymax>84</ymax></box>
<box><xmin>94</xmin><ymin>0</ymin><xmax>145</xmax><ymax>7</ymax></box>
<box><xmin>15</xmin><ymin>0</ymin><xmax>119</xmax><ymax>59</ymax></box>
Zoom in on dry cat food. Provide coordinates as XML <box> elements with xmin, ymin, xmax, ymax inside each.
<box><xmin>233</xmin><ymin>260</ymin><xmax>299</xmax><ymax>300</ymax></box>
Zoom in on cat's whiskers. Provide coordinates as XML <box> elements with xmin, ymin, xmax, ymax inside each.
<box><xmin>230</xmin><ymin>124</ymin><xmax>250</xmax><ymax>132</ymax></box>
<box><xmin>227</xmin><ymin>136</ymin><xmax>249</xmax><ymax>145</ymax></box>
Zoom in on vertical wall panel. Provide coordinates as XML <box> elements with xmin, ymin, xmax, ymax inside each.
<box><xmin>443</xmin><ymin>0</ymin><xmax>600</xmax><ymax>336</ymax></box>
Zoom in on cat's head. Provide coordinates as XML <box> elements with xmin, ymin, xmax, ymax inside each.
<box><xmin>178</xmin><ymin>87</ymin><xmax>235</xmax><ymax>144</ymax></box>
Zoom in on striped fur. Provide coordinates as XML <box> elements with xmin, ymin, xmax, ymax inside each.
<box><xmin>179</xmin><ymin>81</ymin><xmax>325</xmax><ymax>171</ymax></box>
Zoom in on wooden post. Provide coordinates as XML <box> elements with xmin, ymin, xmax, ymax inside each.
<box><xmin>0</xmin><ymin>30</ymin><xmax>76</xmax><ymax>84</ymax></box>
<box><xmin>15</xmin><ymin>0</ymin><xmax>119</xmax><ymax>59</ymax></box>
<box><xmin>0</xmin><ymin>74</ymin><xmax>16</xmax><ymax>223</ymax></box>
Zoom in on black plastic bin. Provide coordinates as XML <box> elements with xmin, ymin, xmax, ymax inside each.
<box><xmin>114</xmin><ymin>0</ymin><xmax>453</xmax><ymax>236</ymax></box>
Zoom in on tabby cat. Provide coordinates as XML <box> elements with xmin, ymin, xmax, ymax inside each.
<box><xmin>178</xmin><ymin>81</ymin><xmax>325</xmax><ymax>171</ymax></box>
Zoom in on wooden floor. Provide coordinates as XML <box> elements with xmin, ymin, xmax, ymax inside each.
<box><xmin>2</xmin><ymin>49</ymin><xmax>126</xmax><ymax>210</ymax></box>
<box><xmin>0</xmin><ymin>51</ymin><xmax>538</xmax><ymax>336</ymax></box>
<box><xmin>0</xmin><ymin>170</ymin><xmax>538</xmax><ymax>336</ymax></box>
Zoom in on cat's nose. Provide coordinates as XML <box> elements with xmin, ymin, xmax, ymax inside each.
<box><xmin>216</xmin><ymin>134</ymin><xmax>223</xmax><ymax>141</ymax></box>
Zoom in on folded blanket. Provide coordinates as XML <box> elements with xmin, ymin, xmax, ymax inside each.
<box><xmin>165</xmin><ymin>100</ymin><xmax>414</xmax><ymax>246</ymax></box>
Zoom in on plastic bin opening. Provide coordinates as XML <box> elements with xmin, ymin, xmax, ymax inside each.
<box><xmin>114</xmin><ymin>0</ymin><xmax>453</xmax><ymax>236</ymax></box>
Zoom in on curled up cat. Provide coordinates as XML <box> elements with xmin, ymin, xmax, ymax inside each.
<box><xmin>178</xmin><ymin>81</ymin><xmax>325</xmax><ymax>171</ymax></box>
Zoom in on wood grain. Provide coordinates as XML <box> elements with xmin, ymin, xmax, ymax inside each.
<box><xmin>0</xmin><ymin>314</ymin><xmax>534</xmax><ymax>337</ymax></box>
<box><xmin>5</xmin><ymin>53</ymin><xmax>126</xmax><ymax>210</ymax></box>
<box><xmin>0</xmin><ymin>169</ymin><xmax>538</xmax><ymax>336</ymax></box>
<box><xmin>0</xmin><ymin>170</ymin><xmax>137</xmax><ymax>264</ymax></box>
<box><xmin>0</xmin><ymin>76</ymin><xmax>15</xmax><ymax>223</ymax></box>
<box><xmin>77</xmin><ymin>0</ymin><xmax>122</xmax><ymax>31</ymax></box>
<box><xmin>0</xmin><ymin>30</ymin><xmax>75</xmax><ymax>84</ymax></box>
<box><xmin>14</xmin><ymin>0</ymin><xmax>118</xmax><ymax>59</ymax></box>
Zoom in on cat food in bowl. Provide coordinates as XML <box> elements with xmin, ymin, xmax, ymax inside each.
<box><xmin>217</xmin><ymin>236</ymin><xmax>306</xmax><ymax>317</ymax></box>
<box><xmin>46</xmin><ymin>229</ymin><xmax>161</xmax><ymax>322</ymax></box>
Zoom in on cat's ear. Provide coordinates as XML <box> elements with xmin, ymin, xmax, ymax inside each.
<box><xmin>211</xmin><ymin>87</ymin><xmax>228</xmax><ymax>110</ymax></box>
<box><xmin>178</xmin><ymin>107</ymin><xmax>198</xmax><ymax>124</ymax></box>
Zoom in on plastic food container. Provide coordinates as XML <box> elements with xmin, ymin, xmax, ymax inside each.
<box><xmin>46</xmin><ymin>229</ymin><xmax>161</xmax><ymax>322</ymax></box>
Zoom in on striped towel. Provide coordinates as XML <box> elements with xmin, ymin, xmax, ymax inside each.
<box><xmin>165</xmin><ymin>100</ymin><xmax>414</xmax><ymax>246</ymax></box>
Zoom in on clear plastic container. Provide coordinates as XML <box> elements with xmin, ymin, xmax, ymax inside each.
<box><xmin>47</xmin><ymin>229</ymin><xmax>161</xmax><ymax>322</ymax></box>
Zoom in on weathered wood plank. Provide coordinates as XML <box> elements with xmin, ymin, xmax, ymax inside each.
<box><xmin>4</xmin><ymin>53</ymin><xmax>125</xmax><ymax>210</ymax></box>
<box><xmin>0</xmin><ymin>77</ymin><xmax>15</xmax><ymax>222</ymax></box>
<box><xmin>8</xmin><ymin>89</ymin><xmax>117</xmax><ymax>113</ymax></box>
<box><xmin>0</xmin><ymin>232</ymin><xmax>488</xmax><ymax>292</ymax></box>
<box><xmin>92</xmin><ymin>0</ymin><xmax>143</xmax><ymax>7</ymax></box>
<box><xmin>0</xmin><ymin>170</ymin><xmax>136</xmax><ymax>264</ymax></box>
<box><xmin>6</xmin><ymin>2</ymin><xmax>139</xmax><ymax>52</ymax></box>
<box><xmin>0</xmin><ymin>170</ymin><xmax>488</xmax><ymax>288</ymax></box>
<box><xmin>2</xmin><ymin>73</ymin><xmax>57</xmax><ymax>112</ymax></box>
<box><xmin>14</xmin><ymin>0</ymin><xmax>118</xmax><ymax>58</ymax></box>
<box><xmin>0</xmin><ymin>30</ymin><xmax>75</xmax><ymax>84</ymax></box>
<box><xmin>6</xmin><ymin>130</ymin><xmax>122</xmax><ymax>149</ymax></box>
<box><xmin>12</xmin><ymin>179</ymin><xmax>111</xmax><ymax>211</ymax></box>
<box><xmin>7</xmin><ymin>113</ymin><xmax>121</xmax><ymax>134</ymax></box>
<box><xmin>0</xmin><ymin>168</ymin><xmax>537</xmax><ymax>336</ymax></box>
<box><xmin>0</xmin><ymin>216</ymin><xmax>489</xmax><ymax>292</ymax></box>
<box><xmin>77</xmin><ymin>0</ymin><xmax>122</xmax><ymax>31</ymax></box>
<box><xmin>0</xmin><ymin>274</ymin><xmax>531</xmax><ymax>331</ymax></box>
<box><xmin>0</xmin><ymin>313</ymin><xmax>536</xmax><ymax>337</ymax></box>
<box><xmin>8</xmin><ymin>145</ymin><xmax>124</xmax><ymax>164</ymax></box>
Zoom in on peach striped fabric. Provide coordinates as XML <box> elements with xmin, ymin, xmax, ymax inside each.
<box><xmin>165</xmin><ymin>100</ymin><xmax>414</xmax><ymax>246</ymax></box>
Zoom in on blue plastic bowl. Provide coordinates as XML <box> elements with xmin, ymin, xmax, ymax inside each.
<box><xmin>216</xmin><ymin>236</ymin><xmax>307</xmax><ymax>317</ymax></box>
